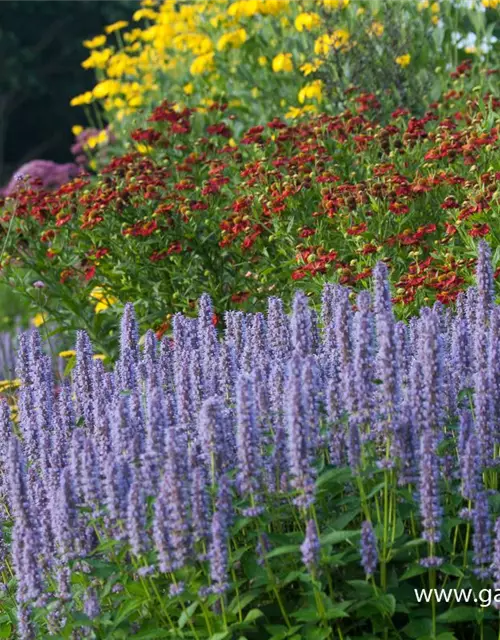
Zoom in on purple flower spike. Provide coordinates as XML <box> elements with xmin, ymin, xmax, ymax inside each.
<box><xmin>127</xmin><ymin>473</ymin><xmax>147</xmax><ymax>557</ymax></box>
<box><xmin>291</xmin><ymin>291</ymin><xmax>313</xmax><ymax>356</ymax></box>
<box><xmin>472</xmin><ymin>490</ymin><xmax>492</xmax><ymax>578</ymax></box>
<box><xmin>235</xmin><ymin>374</ymin><xmax>262</xmax><ymax>505</ymax></box>
<box><xmin>267</xmin><ymin>296</ymin><xmax>291</xmax><ymax>362</ymax></box>
<box><xmin>301</xmin><ymin>519</ymin><xmax>320</xmax><ymax>573</ymax></box>
<box><xmin>419</xmin><ymin>429</ymin><xmax>442</xmax><ymax>544</ymax></box>
<box><xmin>360</xmin><ymin>520</ymin><xmax>378</xmax><ymax>577</ymax></box>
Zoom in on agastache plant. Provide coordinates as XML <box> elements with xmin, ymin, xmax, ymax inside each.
<box><xmin>1</xmin><ymin>244</ymin><xmax>500</xmax><ymax>638</ymax></box>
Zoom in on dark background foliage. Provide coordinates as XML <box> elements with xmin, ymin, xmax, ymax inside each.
<box><xmin>0</xmin><ymin>0</ymin><xmax>137</xmax><ymax>186</ymax></box>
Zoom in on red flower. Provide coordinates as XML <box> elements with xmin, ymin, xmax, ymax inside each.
<box><xmin>346</xmin><ymin>222</ymin><xmax>368</xmax><ymax>236</ymax></box>
<box><xmin>231</xmin><ymin>291</ymin><xmax>250</xmax><ymax>303</ymax></box>
<box><xmin>469</xmin><ymin>223</ymin><xmax>490</xmax><ymax>238</ymax></box>
<box><xmin>299</xmin><ymin>227</ymin><xmax>316</xmax><ymax>238</ymax></box>
<box><xmin>84</xmin><ymin>266</ymin><xmax>96</xmax><ymax>281</ymax></box>
<box><xmin>389</xmin><ymin>202</ymin><xmax>409</xmax><ymax>215</ymax></box>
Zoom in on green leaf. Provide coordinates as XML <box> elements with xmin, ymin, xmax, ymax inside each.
<box><xmin>302</xmin><ymin>629</ymin><xmax>332</xmax><ymax>640</ymax></box>
<box><xmin>400</xmin><ymin>564</ymin><xmax>428</xmax><ymax>580</ymax></box>
<box><xmin>320</xmin><ymin>530</ymin><xmax>360</xmax><ymax>546</ymax></box>
<box><xmin>244</xmin><ymin>608</ymin><xmax>264</xmax><ymax>623</ymax></box>
<box><xmin>266</xmin><ymin>544</ymin><xmax>300</xmax><ymax>559</ymax></box>
<box><xmin>210</xmin><ymin>633</ymin><xmax>230</xmax><ymax>640</ymax></box>
<box><xmin>112</xmin><ymin>598</ymin><xmax>144</xmax><ymax>627</ymax></box>
<box><xmin>178</xmin><ymin>601</ymin><xmax>199</xmax><ymax>630</ymax></box>
<box><xmin>128</xmin><ymin>631</ymin><xmax>172</xmax><ymax>639</ymax></box>
<box><xmin>439</xmin><ymin>563</ymin><xmax>464</xmax><ymax>578</ymax></box>
<box><xmin>402</xmin><ymin>618</ymin><xmax>433</xmax><ymax>638</ymax></box>
<box><xmin>437</xmin><ymin>607</ymin><xmax>479</xmax><ymax>623</ymax></box>
<box><xmin>373</xmin><ymin>594</ymin><xmax>396</xmax><ymax>617</ymax></box>
<box><xmin>291</xmin><ymin>607</ymin><xmax>322</xmax><ymax>622</ymax></box>
<box><xmin>325</xmin><ymin>608</ymin><xmax>350</xmax><ymax>621</ymax></box>
<box><xmin>282</xmin><ymin>570</ymin><xmax>305</xmax><ymax>585</ymax></box>
<box><xmin>346</xmin><ymin>580</ymin><xmax>375</xmax><ymax>598</ymax></box>
<box><xmin>316</xmin><ymin>466</ymin><xmax>352</xmax><ymax>489</ymax></box>
<box><xmin>228</xmin><ymin>592</ymin><xmax>259</xmax><ymax>615</ymax></box>
<box><xmin>0</xmin><ymin>624</ymin><xmax>11</xmax><ymax>639</ymax></box>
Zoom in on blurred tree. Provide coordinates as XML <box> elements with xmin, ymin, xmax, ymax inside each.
<box><xmin>0</xmin><ymin>0</ymin><xmax>136</xmax><ymax>184</ymax></box>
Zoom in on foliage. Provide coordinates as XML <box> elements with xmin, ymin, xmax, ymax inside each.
<box><xmin>1</xmin><ymin>61</ymin><xmax>498</xmax><ymax>353</ymax></box>
<box><xmin>71</xmin><ymin>0</ymin><xmax>500</xmax><ymax>147</ymax></box>
<box><xmin>2</xmin><ymin>248</ymin><xmax>500</xmax><ymax>638</ymax></box>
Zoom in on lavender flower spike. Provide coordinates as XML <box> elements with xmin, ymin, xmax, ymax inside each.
<box><xmin>301</xmin><ymin>519</ymin><xmax>320</xmax><ymax>574</ymax></box>
<box><xmin>360</xmin><ymin>520</ymin><xmax>378</xmax><ymax>577</ymax></box>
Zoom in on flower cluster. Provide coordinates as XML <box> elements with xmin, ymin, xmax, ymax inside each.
<box><xmin>2</xmin><ymin>242</ymin><xmax>500</xmax><ymax>637</ymax></box>
<box><xmin>70</xmin><ymin>0</ymin><xmax>497</xmax><ymax>135</ymax></box>
<box><xmin>2</xmin><ymin>71</ymin><xmax>498</xmax><ymax>345</ymax></box>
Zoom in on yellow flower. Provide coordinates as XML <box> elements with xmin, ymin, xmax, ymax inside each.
<box><xmin>272</xmin><ymin>52</ymin><xmax>293</xmax><ymax>73</ymax></box>
<box><xmin>71</xmin><ymin>125</ymin><xmax>83</xmax><ymax>136</ymax></box>
<box><xmin>93</xmin><ymin>354</ymin><xmax>107</xmax><ymax>361</ymax></box>
<box><xmin>81</xmin><ymin>48</ymin><xmax>113</xmax><ymax>70</ymax></box>
<box><xmin>323</xmin><ymin>0</ymin><xmax>349</xmax><ymax>8</ymax></box>
<box><xmin>85</xmin><ymin>130</ymin><xmax>108</xmax><ymax>149</ymax></box>
<box><xmin>216</xmin><ymin>28</ymin><xmax>247</xmax><ymax>51</ymax></box>
<box><xmin>418</xmin><ymin>0</ymin><xmax>429</xmax><ymax>9</ymax></box>
<box><xmin>190</xmin><ymin>52</ymin><xmax>215</xmax><ymax>75</ymax></box>
<box><xmin>260</xmin><ymin>0</ymin><xmax>288</xmax><ymax>16</ymax></box>
<box><xmin>92</xmin><ymin>79</ymin><xmax>121</xmax><ymax>99</ymax></box>
<box><xmin>136</xmin><ymin>143</ymin><xmax>152</xmax><ymax>154</ymax></box>
<box><xmin>105</xmin><ymin>20</ymin><xmax>129</xmax><ymax>34</ymax></box>
<box><xmin>184</xmin><ymin>82</ymin><xmax>194</xmax><ymax>95</ymax></box>
<box><xmin>430</xmin><ymin>2</ymin><xmax>440</xmax><ymax>13</ymax></box>
<box><xmin>229</xmin><ymin>138</ymin><xmax>238</xmax><ymax>147</ymax></box>
<box><xmin>294</xmin><ymin>12</ymin><xmax>321</xmax><ymax>32</ymax></box>
<box><xmin>300</xmin><ymin>61</ymin><xmax>318</xmax><ymax>76</ymax></box>
<box><xmin>90</xmin><ymin>287</ymin><xmax>117</xmax><ymax>313</ymax></box>
<box><xmin>59</xmin><ymin>350</ymin><xmax>77</xmax><ymax>358</ymax></box>
<box><xmin>133</xmin><ymin>8</ymin><xmax>158</xmax><ymax>21</ymax></box>
<box><xmin>128</xmin><ymin>95</ymin><xmax>144</xmax><ymax>108</ymax></box>
<box><xmin>298</xmin><ymin>79</ymin><xmax>323</xmax><ymax>103</ymax></box>
<box><xmin>465</xmin><ymin>46</ymin><xmax>477</xmax><ymax>54</ymax></box>
<box><xmin>33</xmin><ymin>313</ymin><xmax>45</xmax><ymax>328</ymax></box>
<box><xmin>251</xmin><ymin>87</ymin><xmax>260</xmax><ymax>98</ymax></box>
<box><xmin>0</xmin><ymin>379</ymin><xmax>21</xmax><ymax>391</ymax></box>
<box><xmin>70</xmin><ymin>91</ymin><xmax>94</xmax><ymax>107</ymax></box>
<box><xmin>314</xmin><ymin>30</ymin><xmax>350</xmax><ymax>55</ymax></box>
<box><xmin>83</xmin><ymin>34</ymin><xmax>106</xmax><ymax>49</ymax></box>
<box><xmin>395</xmin><ymin>53</ymin><xmax>411</xmax><ymax>67</ymax></box>
<box><xmin>227</xmin><ymin>0</ymin><xmax>259</xmax><ymax>17</ymax></box>
<box><xmin>285</xmin><ymin>104</ymin><xmax>317</xmax><ymax>119</ymax></box>
<box><xmin>431</xmin><ymin>15</ymin><xmax>439</xmax><ymax>24</ymax></box>
<box><xmin>368</xmin><ymin>21</ymin><xmax>384</xmax><ymax>37</ymax></box>
<box><xmin>482</xmin><ymin>0</ymin><xmax>499</xmax><ymax>6</ymax></box>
